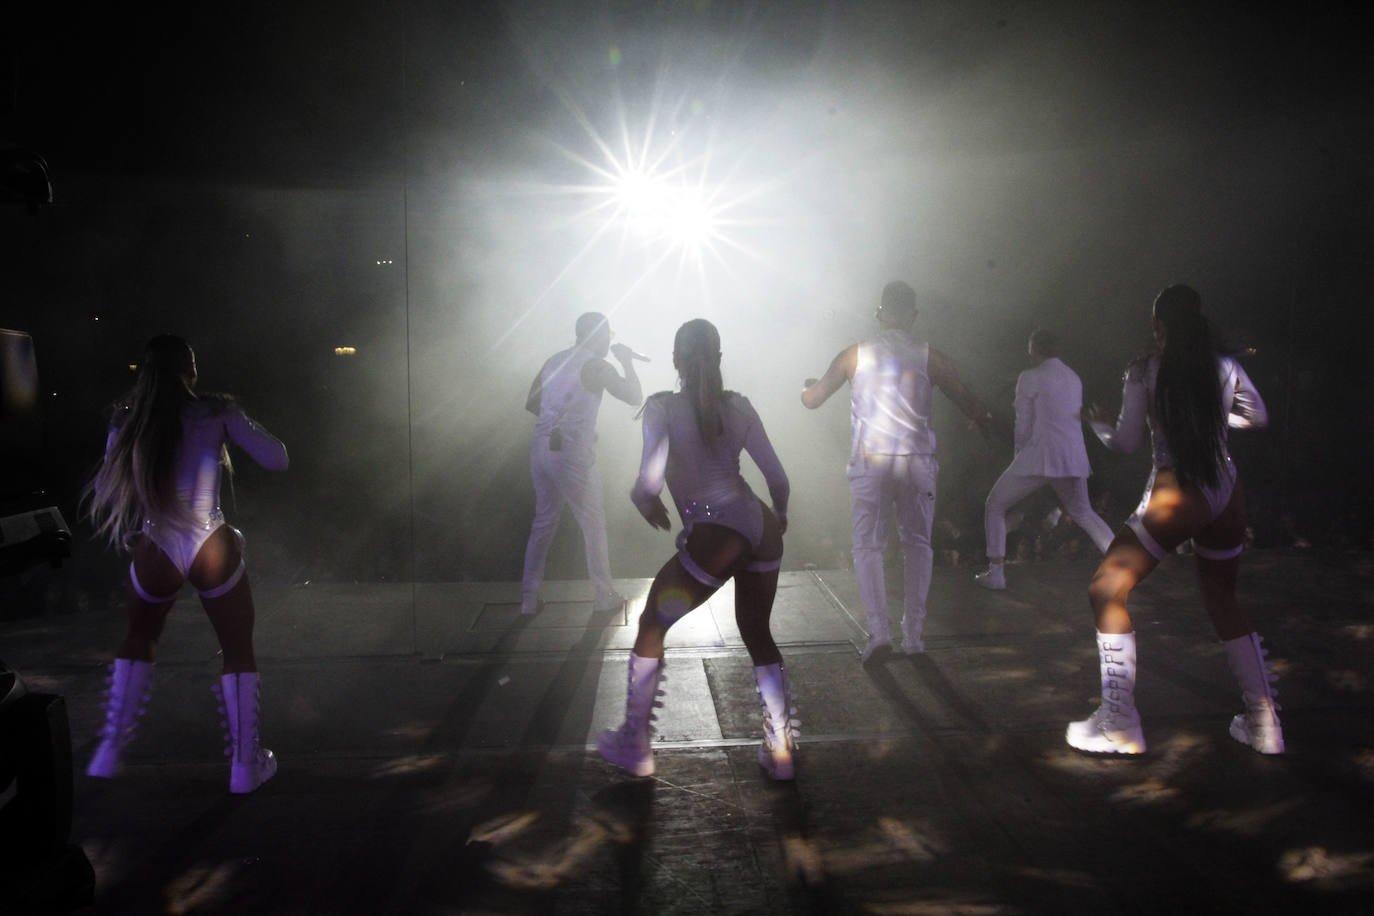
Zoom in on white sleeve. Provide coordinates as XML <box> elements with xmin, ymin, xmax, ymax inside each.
<box><xmin>740</xmin><ymin>398</ymin><xmax>790</xmax><ymax>520</ymax></box>
<box><xmin>1226</xmin><ymin>361</ymin><xmax>1269</xmax><ymax>430</ymax></box>
<box><xmin>1091</xmin><ymin>363</ymin><xmax>1147</xmax><ymax>454</ymax></box>
<box><xmin>225</xmin><ymin>408</ymin><xmax>290</xmax><ymax>471</ymax></box>
<box><xmin>630</xmin><ymin>398</ymin><xmax>670</xmax><ymax>516</ymax></box>
<box><xmin>1012</xmin><ymin>370</ymin><xmax>1033</xmax><ymax>452</ymax></box>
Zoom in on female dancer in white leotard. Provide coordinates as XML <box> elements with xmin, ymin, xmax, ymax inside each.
<box><xmin>84</xmin><ymin>335</ymin><xmax>289</xmax><ymax>793</ymax></box>
<box><xmin>597</xmin><ymin>319</ymin><xmax>798</xmax><ymax>780</ymax></box>
<box><xmin>1066</xmin><ymin>285</ymin><xmax>1283</xmax><ymax>756</ymax></box>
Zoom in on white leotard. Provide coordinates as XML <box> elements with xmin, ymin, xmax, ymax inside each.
<box><xmin>109</xmin><ymin>398</ymin><xmax>288</xmax><ymax>576</ymax></box>
<box><xmin>632</xmin><ymin>391</ymin><xmax>789</xmax><ymax>551</ymax></box>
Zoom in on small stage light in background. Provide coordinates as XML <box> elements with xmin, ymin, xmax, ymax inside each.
<box><xmin>334</xmin><ymin>347</ymin><xmax>357</xmax><ymax>356</ymax></box>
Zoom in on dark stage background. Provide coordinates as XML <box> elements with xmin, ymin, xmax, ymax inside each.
<box><xmin>2</xmin><ymin>0</ymin><xmax>1370</xmax><ymax>620</ymax></box>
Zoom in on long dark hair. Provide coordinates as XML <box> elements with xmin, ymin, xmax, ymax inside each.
<box><xmin>673</xmin><ymin>318</ymin><xmax>725</xmax><ymax>445</ymax></box>
<box><xmin>1152</xmin><ymin>285</ymin><xmax>1226</xmax><ymax>488</ymax></box>
<box><xmin>84</xmin><ymin>335</ymin><xmax>203</xmax><ymax>546</ymax></box>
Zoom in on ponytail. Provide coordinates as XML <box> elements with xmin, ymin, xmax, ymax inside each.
<box><xmin>84</xmin><ymin>335</ymin><xmax>197</xmax><ymax>547</ymax></box>
<box><xmin>673</xmin><ymin>319</ymin><xmax>725</xmax><ymax>445</ymax></box>
<box><xmin>1152</xmin><ymin>286</ymin><xmax>1227</xmax><ymax>488</ymax></box>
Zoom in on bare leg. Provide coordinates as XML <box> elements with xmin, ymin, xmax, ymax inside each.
<box><xmin>1192</xmin><ymin>477</ymin><xmax>1252</xmax><ymax>640</ymax></box>
<box><xmin>188</xmin><ymin>526</ymin><xmax>258</xmax><ymax>674</ymax></box>
<box><xmin>735</xmin><ymin>505</ymin><xmax>784</xmax><ymax>666</ymax></box>
<box><xmin>118</xmin><ymin>536</ymin><xmax>182</xmax><ymax>661</ymax></box>
<box><xmin>1090</xmin><ymin>470</ymin><xmax>1217</xmax><ymax>633</ymax></box>
<box><xmin>631</xmin><ymin>556</ymin><xmax>718</xmax><ymax>658</ymax></box>
<box><xmin>631</xmin><ymin>523</ymin><xmax>753</xmax><ymax>659</ymax></box>
<box><xmin>1087</xmin><ymin>530</ymin><xmax>1158</xmax><ymax>634</ymax></box>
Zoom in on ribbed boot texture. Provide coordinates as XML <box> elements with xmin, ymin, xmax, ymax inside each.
<box><xmin>87</xmin><ymin>658</ymin><xmax>156</xmax><ymax>778</ymax></box>
<box><xmin>215</xmin><ymin>672</ymin><xmax>278</xmax><ymax>794</ymax></box>
<box><xmin>596</xmin><ymin>653</ymin><xmax>665</xmax><ymax>777</ymax></box>
<box><xmin>1066</xmin><ymin>630</ymin><xmax>1145</xmax><ymax>754</ymax></box>
<box><xmin>754</xmin><ymin>662</ymin><xmax>800</xmax><ymax>780</ymax></box>
<box><xmin>1223</xmin><ymin>632</ymin><xmax>1285</xmax><ymax>755</ymax></box>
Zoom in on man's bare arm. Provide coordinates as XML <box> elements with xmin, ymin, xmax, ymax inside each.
<box><xmin>525</xmin><ymin>368</ymin><xmax>543</xmax><ymax>416</ymax></box>
<box><xmin>801</xmin><ymin>344</ymin><xmax>857</xmax><ymax>409</ymax></box>
<box><xmin>582</xmin><ymin>346</ymin><xmax>643</xmax><ymax>407</ymax></box>
<box><xmin>929</xmin><ymin>347</ymin><xmax>992</xmax><ymax>427</ymax></box>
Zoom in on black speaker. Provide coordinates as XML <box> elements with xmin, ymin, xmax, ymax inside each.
<box><xmin>0</xmin><ymin>661</ymin><xmax>95</xmax><ymax>911</ymax></box>
<box><xmin>0</xmin><ymin>692</ymin><xmax>74</xmax><ymax>857</ymax></box>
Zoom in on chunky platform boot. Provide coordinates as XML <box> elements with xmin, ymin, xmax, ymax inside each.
<box><xmin>596</xmin><ymin>653</ymin><xmax>665</xmax><ymax>777</ymax></box>
<box><xmin>215</xmin><ymin>672</ymin><xmax>278</xmax><ymax>794</ymax></box>
<box><xmin>1223</xmin><ymin>632</ymin><xmax>1285</xmax><ymax>755</ymax></box>
<box><xmin>754</xmin><ymin>662</ymin><xmax>800</xmax><ymax>780</ymax></box>
<box><xmin>87</xmin><ymin>658</ymin><xmax>156</xmax><ymax>778</ymax></box>
<box><xmin>1066</xmin><ymin>631</ymin><xmax>1146</xmax><ymax>754</ymax></box>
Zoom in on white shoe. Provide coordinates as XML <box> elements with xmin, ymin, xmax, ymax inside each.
<box><xmin>1223</xmin><ymin>632</ymin><xmax>1285</xmax><ymax>755</ymax></box>
<box><xmin>861</xmin><ymin>636</ymin><xmax>893</xmax><ymax>663</ymax></box>
<box><xmin>1066</xmin><ymin>631</ymin><xmax>1144</xmax><ymax>754</ymax></box>
<box><xmin>1066</xmin><ymin>705</ymin><xmax>1146</xmax><ymax>754</ymax></box>
<box><xmin>593</xmin><ymin>590</ymin><xmax>626</xmax><ymax>614</ymax></box>
<box><xmin>901</xmin><ymin>612</ymin><xmax>926</xmax><ymax>654</ymax></box>
<box><xmin>596</xmin><ymin>723</ymin><xmax>655</xmax><ymax>776</ymax></box>
<box><xmin>596</xmin><ymin>653</ymin><xmax>663</xmax><ymax>777</ymax></box>
<box><xmin>754</xmin><ymin>663</ymin><xmax>799</xmax><ymax>781</ymax></box>
<box><xmin>1229</xmin><ymin>709</ymin><xmax>1284</xmax><ymax>755</ymax></box>
<box><xmin>974</xmin><ymin>565</ymin><xmax>1006</xmax><ymax>590</ymax></box>
<box><xmin>87</xmin><ymin>658</ymin><xmax>155</xmax><ymax>779</ymax></box>
<box><xmin>216</xmin><ymin>672</ymin><xmax>277</xmax><ymax>794</ymax></box>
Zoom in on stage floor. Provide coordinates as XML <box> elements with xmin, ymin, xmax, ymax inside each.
<box><xmin>4</xmin><ymin>550</ymin><xmax>1373</xmax><ymax>914</ymax></box>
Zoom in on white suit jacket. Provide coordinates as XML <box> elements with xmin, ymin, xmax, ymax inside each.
<box><xmin>1007</xmin><ymin>357</ymin><xmax>1092</xmax><ymax>478</ymax></box>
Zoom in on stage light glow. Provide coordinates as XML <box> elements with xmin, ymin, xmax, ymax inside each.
<box><xmin>608</xmin><ymin>166</ymin><xmax>722</xmax><ymax>253</ymax></box>
<box><xmin>488</xmin><ymin>74</ymin><xmax>781</xmax><ymax>352</ymax></box>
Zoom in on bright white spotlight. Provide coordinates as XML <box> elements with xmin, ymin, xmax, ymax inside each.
<box><xmin>666</xmin><ymin>191</ymin><xmax>715</xmax><ymax>248</ymax></box>
<box><xmin>488</xmin><ymin>77</ymin><xmax>779</xmax><ymax>351</ymax></box>
<box><xmin>608</xmin><ymin>164</ymin><xmax>722</xmax><ymax>257</ymax></box>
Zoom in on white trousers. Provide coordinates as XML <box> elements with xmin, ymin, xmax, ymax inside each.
<box><xmin>521</xmin><ymin>440</ymin><xmax>615</xmax><ymax>602</ymax></box>
<box><xmin>848</xmin><ymin>453</ymin><xmax>937</xmax><ymax>633</ymax></box>
<box><xmin>983</xmin><ymin>468</ymin><xmax>1115</xmax><ymax>559</ymax></box>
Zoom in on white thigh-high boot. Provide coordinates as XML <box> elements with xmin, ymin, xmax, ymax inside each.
<box><xmin>596</xmin><ymin>653</ymin><xmax>665</xmax><ymax>777</ymax></box>
<box><xmin>1223</xmin><ymin>632</ymin><xmax>1285</xmax><ymax>754</ymax></box>
<box><xmin>87</xmin><ymin>658</ymin><xmax>156</xmax><ymax>778</ymax></box>
<box><xmin>1066</xmin><ymin>631</ymin><xmax>1145</xmax><ymax>754</ymax></box>
<box><xmin>215</xmin><ymin>672</ymin><xmax>277</xmax><ymax>794</ymax></box>
<box><xmin>753</xmin><ymin>662</ymin><xmax>800</xmax><ymax>780</ymax></box>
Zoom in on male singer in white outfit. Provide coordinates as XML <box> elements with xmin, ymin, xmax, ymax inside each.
<box><xmin>803</xmin><ymin>281</ymin><xmax>991</xmax><ymax>660</ymax></box>
<box><xmin>522</xmin><ymin>312</ymin><xmax>642</xmax><ymax>614</ymax></box>
<box><xmin>975</xmin><ymin>329</ymin><xmax>1114</xmax><ymax>590</ymax></box>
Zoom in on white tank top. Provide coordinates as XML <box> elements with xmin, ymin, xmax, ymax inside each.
<box><xmin>533</xmin><ymin>345</ymin><xmax>604</xmax><ymax>450</ymax></box>
<box><xmin>849</xmin><ymin>329</ymin><xmax>934</xmax><ymax>459</ymax></box>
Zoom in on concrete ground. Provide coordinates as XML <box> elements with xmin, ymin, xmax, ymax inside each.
<box><xmin>2</xmin><ymin>549</ymin><xmax>1372</xmax><ymax>914</ymax></box>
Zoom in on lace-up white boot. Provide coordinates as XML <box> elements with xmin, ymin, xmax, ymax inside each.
<box><xmin>596</xmin><ymin>653</ymin><xmax>665</xmax><ymax>776</ymax></box>
<box><xmin>1223</xmin><ymin>632</ymin><xmax>1285</xmax><ymax>754</ymax></box>
<box><xmin>215</xmin><ymin>672</ymin><xmax>278</xmax><ymax>794</ymax></box>
<box><xmin>753</xmin><ymin>662</ymin><xmax>800</xmax><ymax>780</ymax></box>
<box><xmin>87</xmin><ymin>658</ymin><xmax>156</xmax><ymax>778</ymax></box>
<box><xmin>1066</xmin><ymin>631</ymin><xmax>1146</xmax><ymax>754</ymax></box>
